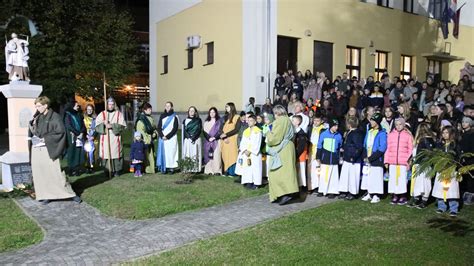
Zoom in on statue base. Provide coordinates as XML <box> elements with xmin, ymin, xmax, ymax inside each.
<box><xmin>0</xmin><ymin>82</ymin><xmax>42</xmax><ymax>191</ymax></box>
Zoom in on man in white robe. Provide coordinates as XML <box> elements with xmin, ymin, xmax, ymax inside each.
<box><xmin>236</xmin><ymin>115</ymin><xmax>262</xmax><ymax>189</ymax></box>
<box><xmin>96</xmin><ymin>97</ymin><xmax>126</xmax><ymax>176</ymax></box>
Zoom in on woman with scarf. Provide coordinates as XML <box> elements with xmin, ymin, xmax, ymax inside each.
<box><xmin>156</xmin><ymin>101</ymin><xmax>179</xmax><ymax>174</ymax></box>
<box><xmin>266</xmin><ymin>105</ymin><xmax>299</xmax><ymax>205</ymax></box>
<box><xmin>135</xmin><ymin>102</ymin><xmax>157</xmax><ymax>174</ymax></box>
<box><xmin>64</xmin><ymin>100</ymin><xmax>86</xmax><ymax>176</ymax></box>
<box><xmin>203</xmin><ymin>107</ymin><xmax>222</xmax><ymax>175</ymax></box>
<box><xmin>182</xmin><ymin>106</ymin><xmax>203</xmax><ymax>173</ymax></box>
<box><xmin>83</xmin><ymin>104</ymin><xmax>98</xmax><ymax>173</ymax></box>
<box><xmin>220</xmin><ymin>102</ymin><xmax>241</xmax><ymax>176</ymax></box>
<box><xmin>29</xmin><ymin>96</ymin><xmax>80</xmax><ymax>205</ymax></box>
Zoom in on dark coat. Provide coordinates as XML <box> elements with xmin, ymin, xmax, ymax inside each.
<box><xmin>30</xmin><ymin>110</ymin><xmax>67</xmax><ymax>160</ymax></box>
<box><xmin>342</xmin><ymin>129</ymin><xmax>364</xmax><ymax>163</ymax></box>
<box><xmin>130</xmin><ymin>140</ymin><xmax>146</xmax><ymax>161</ymax></box>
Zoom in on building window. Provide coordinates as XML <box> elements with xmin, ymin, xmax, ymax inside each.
<box><xmin>205</xmin><ymin>42</ymin><xmax>214</xmax><ymax>65</ymax></box>
<box><xmin>403</xmin><ymin>0</ymin><xmax>414</xmax><ymax>13</ymax></box>
<box><xmin>427</xmin><ymin>59</ymin><xmax>442</xmax><ymax>75</ymax></box>
<box><xmin>185</xmin><ymin>49</ymin><xmax>193</xmax><ymax>69</ymax></box>
<box><xmin>400</xmin><ymin>55</ymin><xmax>412</xmax><ymax>80</ymax></box>
<box><xmin>429</xmin><ymin>0</ymin><xmax>445</xmax><ymax>20</ymax></box>
<box><xmin>377</xmin><ymin>0</ymin><xmax>390</xmax><ymax>8</ymax></box>
<box><xmin>375</xmin><ymin>51</ymin><xmax>388</xmax><ymax>81</ymax></box>
<box><xmin>346</xmin><ymin>46</ymin><xmax>361</xmax><ymax>80</ymax></box>
<box><xmin>161</xmin><ymin>55</ymin><xmax>168</xmax><ymax>75</ymax></box>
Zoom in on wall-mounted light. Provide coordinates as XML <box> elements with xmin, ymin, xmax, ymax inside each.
<box><xmin>304</xmin><ymin>29</ymin><xmax>312</xmax><ymax>37</ymax></box>
<box><xmin>369</xmin><ymin>40</ymin><xmax>376</xmax><ymax>56</ymax></box>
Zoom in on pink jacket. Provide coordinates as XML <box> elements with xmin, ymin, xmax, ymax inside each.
<box><xmin>384</xmin><ymin>129</ymin><xmax>413</xmax><ymax>166</ymax></box>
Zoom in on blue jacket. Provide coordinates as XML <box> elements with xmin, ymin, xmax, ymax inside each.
<box><xmin>317</xmin><ymin>130</ymin><xmax>343</xmax><ymax>165</ymax></box>
<box><xmin>130</xmin><ymin>140</ymin><xmax>146</xmax><ymax>161</ymax></box>
<box><xmin>362</xmin><ymin>128</ymin><xmax>387</xmax><ymax>167</ymax></box>
<box><xmin>342</xmin><ymin>129</ymin><xmax>364</xmax><ymax>163</ymax></box>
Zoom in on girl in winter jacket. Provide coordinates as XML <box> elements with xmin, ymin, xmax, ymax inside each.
<box><xmin>338</xmin><ymin>117</ymin><xmax>364</xmax><ymax>200</ymax></box>
<box><xmin>433</xmin><ymin>126</ymin><xmax>461</xmax><ymax>217</ymax></box>
<box><xmin>361</xmin><ymin>113</ymin><xmax>387</xmax><ymax>204</ymax></box>
<box><xmin>410</xmin><ymin>122</ymin><xmax>436</xmax><ymax>209</ymax></box>
<box><xmin>385</xmin><ymin>118</ymin><xmax>414</xmax><ymax>205</ymax></box>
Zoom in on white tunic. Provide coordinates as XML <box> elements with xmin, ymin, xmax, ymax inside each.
<box><xmin>339</xmin><ymin>161</ymin><xmax>361</xmax><ymax>195</ymax></box>
<box><xmin>309</xmin><ymin>160</ymin><xmax>320</xmax><ymax>190</ymax></box>
<box><xmin>432</xmin><ymin>174</ymin><xmax>460</xmax><ymax>200</ymax></box>
<box><xmin>388</xmin><ymin>165</ymin><xmax>408</xmax><ymax>194</ymax></box>
<box><xmin>161</xmin><ymin>115</ymin><xmax>179</xmax><ymax>168</ymax></box>
<box><xmin>361</xmin><ymin>165</ymin><xmax>384</xmax><ymax>194</ymax></box>
<box><xmin>319</xmin><ymin>164</ymin><xmax>339</xmax><ymax>195</ymax></box>
<box><xmin>235</xmin><ymin>127</ymin><xmax>262</xmax><ymax>185</ymax></box>
<box><xmin>297</xmin><ymin>161</ymin><xmax>307</xmax><ymax>187</ymax></box>
<box><xmin>411</xmin><ymin>165</ymin><xmax>432</xmax><ymax>198</ymax></box>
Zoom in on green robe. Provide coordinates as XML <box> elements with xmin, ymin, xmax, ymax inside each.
<box><xmin>136</xmin><ymin>114</ymin><xmax>156</xmax><ymax>174</ymax></box>
<box><xmin>266</xmin><ymin>116</ymin><xmax>299</xmax><ymax>201</ymax></box>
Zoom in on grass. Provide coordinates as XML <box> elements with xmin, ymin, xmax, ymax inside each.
<box><xmin>0</xmin><ymin>197</ymin><xmax>43</xmax><ymax>253</ymax></box>
<box><xmin>65</xmin><ymin>127</ymin><xmax>268</xmax><ymax>220</ymax></box>
<box><xmin>69</xmin><ymin>172</ymin><xmax>267</xmax><ymax>220</ymax></box>
<box><xmin>132</xmin><ymin>199</ymin><xmax>474</xmax><ymax>265</ymax></box>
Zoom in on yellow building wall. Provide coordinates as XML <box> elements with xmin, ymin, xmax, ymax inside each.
<box><xmin>156</xmin><ymin>0</ymin><xmax>242</xmax><ymax>112</ymax></box>
<box><xmin>278</xmin><ymin>0</ymin><xmax>474</xmax><ymax>83</ymax></box>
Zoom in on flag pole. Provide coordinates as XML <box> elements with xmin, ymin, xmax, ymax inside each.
<box><xmin>103</xmin><ymin>72</ymin><xmax>113</xmax><ymax>179</ymax></box>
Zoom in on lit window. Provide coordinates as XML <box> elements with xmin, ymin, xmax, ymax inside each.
<box><xmin>346</xmin><ymin>46</ymin><xmax>361</xmax><ymax>80</ymax></box>
<box><xmin>375</xmin><ymin>51</ymin><xmax>388</xmax><ymax>81</ymax></box>
<box><xmin>400</xmin><ymin>55</ymin><xmax>412</xmax><ymax>80</ymax></box>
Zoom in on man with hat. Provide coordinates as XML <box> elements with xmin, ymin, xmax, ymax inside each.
<box><xmin>95</xmin><ymin>97</ymin><xmax>127</xmax><ymax>177</ymax></box>
<box><xmin>360</xmin><ymin>113</ymin><xmax>387</xmax><ymax>204</ymax></box>
<box><xmin>316</xmin><ymin>117</ymin><xmax>343</xmax><ymax>198</ymax></box>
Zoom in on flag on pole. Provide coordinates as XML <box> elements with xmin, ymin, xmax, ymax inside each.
<box><xmin>441</xmin><ymin>0</ymin><xmax>451</xmax><ymax>39</ymax></box>
<box><xmin>453</xmin><ymin>0</ymin><xmax>467</xmax><ymax>38</ymax></box>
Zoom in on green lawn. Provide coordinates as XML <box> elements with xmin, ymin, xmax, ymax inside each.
<box><xmin>0</xmin><ymin>197</ymin><xmax>43</xmax><ymax>253</ymax></box>
<box><xmin>132</xmin><ymin>200</ymin><xmax>474</xmax><ymax>265</ymax></box>
<box><xmin>69</xmin><ymin>172</ymin><xmax>267</xmax><ymax>220</ymax></box>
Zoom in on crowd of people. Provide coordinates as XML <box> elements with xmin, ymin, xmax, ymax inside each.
<box><xmin>27</xmin><ymin>64</ymin><xmax>474</xmax><ymax>216</ymax></box>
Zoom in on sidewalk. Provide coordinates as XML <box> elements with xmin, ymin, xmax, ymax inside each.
<box><xmin>0</xmin><ymin>194</ymin><xmax>332</xmax><ymax>265</ymax></box>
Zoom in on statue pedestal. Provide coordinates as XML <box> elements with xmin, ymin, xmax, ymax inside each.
<box><xmin>0</xmin><ymin>82</ymin><xmax>42</xmax><ymax>191</ymax></box>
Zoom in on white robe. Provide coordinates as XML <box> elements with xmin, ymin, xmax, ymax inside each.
<box><xmin>411</xmin><ymin>165</ymin><xmax>432</xmax><ymax>198</ymax></box>
<box><xmin>319</xmin><ymin>164</ymin><xmax>339</xmax><ymax>195</ymax></box>
<box><xmin>297</xmin><ymin>162</ymin><xmax>307</xmax><ymax>187</ymax></box>
<box><xmin>161</xmin><ymin>115</ymin><xmax>179</xmax><ymax>169</ymax></box>
<box><xmin>432</xmin><ymin>174</ymin><xmax>460</xmax><ymax>200</ymax></box>
<box><xmin>182</xmin><ymin>118</ymin><xmax>203</xmax><ymax>172</ymax></box>
<box><xmin>339</xmin><ymin>161</ymin><xmax>361</xmax><ymax>195</ymax></box>
<box><xmin>235</xmin><ymin>127</ymin><xmax>262</xmax><ymax>185</ymax></box>
<box><xmin>361</xmin><ymin>165</ymin><xmax>384</xmax><ymax>194</ymax></box>
<box><xmin>388</xmin><ymin>165</ymin><xmax>408</xmax><ymax>194</ymax></box>
<box><xmin>310</xmin><ymin>160</ymin><xmax>320</xmax><ymax>190</ymax></box>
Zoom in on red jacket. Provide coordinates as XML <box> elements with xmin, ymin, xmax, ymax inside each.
<box><xmin>384</xmin><ymin>129</ymin><xmax>413</xmax><ymax>166</ymax></box>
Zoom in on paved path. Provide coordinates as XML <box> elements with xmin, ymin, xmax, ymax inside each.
<box><xmin>0</xmin><ymin>193</ymin><xmax>332</xmax><ymax>265</ymax></box>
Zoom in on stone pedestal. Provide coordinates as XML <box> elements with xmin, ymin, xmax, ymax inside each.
<box><xmin>0</xmin><ymin>82</ymin><xmax>42</xmax><ymax>191</ymax></box>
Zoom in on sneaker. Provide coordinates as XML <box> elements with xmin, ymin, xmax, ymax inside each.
<box><xmin>390</xmin><ymin>195</ymin><xmax>399</xmax><ymax>205</ymax></box>
<box><xmin>317</xmin><ymin>193</ymin><xmax>324</xmax><ymax>197</ymax></box>
<box><xmin>345</xmin><ymin>194</ymin><xmax>355</xmax><ymax>200</ymax></box>
<box><xmin>134</xmin><ymin>172</ymin><xmax>139</xmax><ymax>177</ymax></box>
<box><xmin>407</xmin><ymin>198</ymin><xmax>418</xmax><ymax>208</ymax></box>
<box><xmin>370</xmin><ymin>195</ymin><xmax>380</xmax><ymax>204</ymax></box>
<box><xmin>436</xmin><ymin>209</ymin><xmax>444</xmax><ymax>214</ymax></box>
<box><xmin>449</xmin><ymin>211</ymin><xmax>457</xmax><ymax>217</ymax></box>
<box><xmin>416</xmin><ymin>202</ymin><xmax>427</xmax><ymax>209</ymax></box>
<box><xmin>338</xmin><ymin>193</ymin><xmax>347</xmax><ymax>199</ymax></box>
<box><xmin>361</xmin><ymin>194</ymin><xmax>372</xmax><ymax>201</ymax></box>
<box><xmin>327</xmin><ymin>194</ymin><xmax>336</xmax><ymax>199</ymax></box>
<box><xmin>397</xmin><ymin>198</ymin><xmax>408</xmax><ymax>206</ymax></box>
<box><xmin>250</xmin><ymin>184</ymin><xmax>259</xmax><ymax>190</ymax></box>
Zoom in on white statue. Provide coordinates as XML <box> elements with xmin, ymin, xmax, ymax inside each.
<box><xmin>5</xmin><ymin>33</ymin><xmax>30</xmax><ymax>81</ymax></box>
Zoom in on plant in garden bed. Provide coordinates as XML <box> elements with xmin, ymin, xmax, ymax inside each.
<box><xmin>176</xmin><ymin>156</ymin><xmax>200</xmax><ymax>184</ymax></box>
